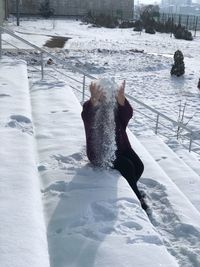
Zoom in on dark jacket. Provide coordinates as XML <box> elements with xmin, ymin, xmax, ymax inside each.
<box><xmin>81</xmin><ymin>98</ymin><xmax>133</xmax><ymax>163</ymax></box>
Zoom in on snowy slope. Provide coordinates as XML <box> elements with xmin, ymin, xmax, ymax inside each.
<box><xmin>30</xmin><ymin>79</ymin><xmax>179</xmax><ymax>267</ymax></box>
<box><xmin>0</xmin><ymin>58</ymin><xmax>50</xmax><ymax>267</ymax></box>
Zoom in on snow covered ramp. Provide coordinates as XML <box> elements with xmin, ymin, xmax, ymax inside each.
<box><xmin>0</xmin><ymin>58</ymin><xmax>50</xmax><ymax>267</ymax></box>
<box><xmin>30</xmin><ymin>78</ymin><xmax>179</xmax><ymax>267</ymax></box>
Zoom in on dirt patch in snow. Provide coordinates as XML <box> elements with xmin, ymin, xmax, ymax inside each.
<box><xmin>44</xmin><ymin>36</ymin><xmax>71</xmax><ymax>48</ymax></box>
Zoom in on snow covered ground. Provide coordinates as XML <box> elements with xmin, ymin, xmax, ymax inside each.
<box><xmin>3</xmin><ymin>18</ymin><xmax>200</xmax><ymax>155</ymax></box>
<box><xmin>30</xmin><ymin>77</ymin><xmax>180</xmax><ymax>267</ymax></box>
<box><xmin>1</xmin><ymin>18</ymin><xmax>200</xmax><ymax>267</ymax></box>
<box><xmin>0</xmin><ymin>58</ymin><xmax>50</xmax><ymax>267</ymax></box>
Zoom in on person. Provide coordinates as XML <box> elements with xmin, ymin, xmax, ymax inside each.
<box><xmin>81</xmin><ymin>78</ymin><xmax>148</xmax><ymax>211</ymax></box>
<box><xmin>197</xmin><ymin>78</ymin><xmax>200</xmax><ymax>90</ymax></box>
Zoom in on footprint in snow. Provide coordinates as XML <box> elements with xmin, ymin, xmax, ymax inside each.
<box><xmin>50</xmin><ymin>109</ymin><xmax>69</xmax><ymax>114</ymax></box>
<box><xmin>10</xmin><ymin>115</ymin><xmax>32</xmax><ymax>123</ymax></box>
<box><xmin>127</xmin><ymin>234</ymin><xmax>163</xmax><ymax>245</ymax></box>
<box><xmin>42</xmin><ymin>180</ymin><xmax>102</xmax><ymax>194</ymax></box>
<box><xmin>41</xmin><ymin>181</ymin><xmax>67</xmax><ymax>194</ymax></box>
<box><xmin>156</xmin><ymin>156</ymin><xmax>167</xmax><ymax>162</ymax></box>
<box><xmin>140</xmin><ymin>177</ymin><xmax>200</xmax><ymax>266</ymax></box>
<box><xmin>75</xmin><ymin>198</ymin><xmax>143</xmax><ymax>240</ymax></box>
<box><xmin>121</xmin><ymin>221</ymin><xmax>143</xmax><ymax>230</ymax></box>
<box><xmin>56</xmin><ymin>228</ymin><xmax>63</xmax><ymax>234</ymax></box>
<box><xmin>6</xmin><ymin>114</ymin><xmax>33</xmax><ymax>135</ymax></box>
<box><xmin>38</xmin><ymin>165</ymin><xmax>47</xmax><ymax>172</ymax></box>
<box><xmin>0</xmin><ymin>83</ymin><xmax>8</xmax><ymax>86</ymax></box>
<box><xmin>0</xmin><ymin>94</ymin><xmax>11</xmax><ymax>98</ymax></box>
<box><xmin>53</xmin><ymin>153</ymin><xmax>83</xmax><ymax>165</ymax></box>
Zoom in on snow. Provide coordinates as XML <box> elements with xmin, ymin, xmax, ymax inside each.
<box><xmin>89</xmin><ymin>77</ymin><xmax>118</xmax><ymax>167</ymax></box>
<box><xmin>0</xmin><ymin>58</ymin><xmax>50</xmax><ymax>267</ymax></box>
<box><xmin>30</xmin><ymin>77</ymin><xmax>179</xmax><ymax>267</ymax></box>
<box><xmin>95</xmin><ymin>77</ymin><xmax>118</xmax><ymax>101</ymax></box>
<box><xmin>4</xmin><ymin>18</ymin><xmax>200</xmax><ymax>143</ymax></box>
<box><xmin>91</xmin><ymin>101</ymin><xmax>117</xmax><ymax>167</ymax></box>
<box><xmin>138</xmin><ymin>134</ymin><xmax>200</xmax><ymax>212</ymax></box>
<box><xmin>0</xmin><ymin>18</ymin><xmax>200</xmax><ymax>267</ymax></box>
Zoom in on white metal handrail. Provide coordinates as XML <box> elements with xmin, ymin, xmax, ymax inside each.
<box><xmin>126</xmin><ymin>94</ymin><xmax>197</xmax><ymax>135</ymax></box>
<box><xmin>0</xmin><ymin>26</ymin><xmax>96</xmax><ymax>79</ymax></box>
<box><xmin>0</xmin><ymin>25</ymin><xmax>199</xmax><ymax>153</ymax></box>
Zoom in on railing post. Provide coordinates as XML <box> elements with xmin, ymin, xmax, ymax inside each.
<box><xmin>189</xmin><ymin>133</ymin><xmax>193</xmax><ymax>152</ymax></box>
<box><xmin>82</xmin><ymin>75</ymin><xmax>86</xmax><ymax>103</ymax></box>
<box><xmin>0</xmin><ymin>28</ymin><xmax>2</xmax><ymax>59</ymax></box>
<box><xmin>41</xmin><ymin>52</ymin><xmax>44</xmax><ymax>80</ymax></box>
<box><xmin>155</xmin><ymin>114</ymin><xmax>159</xmax><ymax>134</ymax></box>
<box><xmin>16</xmin><ymin>0</ymin><xmax>20</xmax><ymax>26</ymax></box>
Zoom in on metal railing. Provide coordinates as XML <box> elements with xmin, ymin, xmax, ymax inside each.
<box><xmin>159</xmin><ymin>13</ymin><xmax>200</xmax><ymax>32</ymax></box>
<box><xmin>0</xmin><ymin>26</ymin><xmax>95</xmax><ymax>100</ymax></box>
<box><xmin>0</xmin><ymin>26</ymin><xmax>200</xmax><ymax>153</ymax></box>
<box><xmin>126</xmin><ymin>95</ymin><xmax>200</xmax><ymax>152</ymax></box>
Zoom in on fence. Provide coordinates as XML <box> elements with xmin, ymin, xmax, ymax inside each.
<box><xmin>89</xmin><ymin>8</ymin><xmax>133</xmax><ymax>20</ymax></box>
<box><xmin>0</xmin><ymin>26</ymin><xmax>200</xmax><ymax>154</ymax></box>
<box><xmin>159</xmin><ymin>13</ymin><xmax>200</xmax><ymax>31</ymax></box>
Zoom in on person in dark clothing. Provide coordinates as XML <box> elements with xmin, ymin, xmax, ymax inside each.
<box><xmin>81</xmin><ymin>78</ymin><xmax>148</xmax><ymax>211</ymax></box>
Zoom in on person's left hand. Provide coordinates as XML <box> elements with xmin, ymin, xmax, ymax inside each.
<box><xmin>116</xmin><ymin>80</ymin><xmax>126</xmax><ymax>106</ymax></box>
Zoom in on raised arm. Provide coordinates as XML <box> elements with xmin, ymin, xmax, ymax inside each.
<box><xmin>81</xmin><ymin>82</ymin><xmax>104</xmax><ymax>124</ymax></box>
<box><xmin>89</xmin><ymin>81</ymin><xmax>105</xmax><ymax>106</ymax></box>
<box><xmin>116</xmin><ymin>80</ymin><xmax>133</xmax><ymax>128</ymax></box>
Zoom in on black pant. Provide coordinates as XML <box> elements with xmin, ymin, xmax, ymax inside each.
<box><xmin>113</xmin><ymin>149</ymin><xmax>144</xmax><ymax>200</ymax></box>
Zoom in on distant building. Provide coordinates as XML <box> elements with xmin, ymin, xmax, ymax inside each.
<box><xmin>161</xmin><ymin>0</ymin><xmax>192</xmax><ymax>5</ymax></box>
<box><xmin>160</xmin><ymin>0</ymin><xmax>200</xmax><ymax>15</ymax></box>
<box><xmin>8</xmin><ymin>0</ymin><xmax>134</xmax><ymax>20</ymax></box>
<box><xmin>0</xmin><ymin>0</ymin><xmax>8</xmax><ymax>25</ymax></box>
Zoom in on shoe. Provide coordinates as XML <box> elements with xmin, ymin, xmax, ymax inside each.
<box><xmin>139</xmin><ymin>197</ymin><xmax>149</xmax><ymax>211</ymax></box>
<box><xmin>139</xmin><ymin>190</ymin><xmax>146</xmax><ymax>198</ymax></box>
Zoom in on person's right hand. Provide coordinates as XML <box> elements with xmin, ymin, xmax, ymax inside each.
<box><xmin>89</xmin><ymin>82</ymin><xmax>105</xmax><ymax>106</ymax></box>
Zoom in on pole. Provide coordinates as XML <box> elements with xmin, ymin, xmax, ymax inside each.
<box><xmin>5</xmin><ymin>0</ymin><xmax>9</xmax><ymax>19</ymax></box>
<box><xmin>193</xmin><ymin>15</ymin><xmax>196</xmax><ymax>33</ymax></box>
<box><xmin>16</xmin><ymin>0</ymin><xmax>20</xmax><ymax>26</ymax></box>
<box><xmin>82</xmin><ymin>75</ymin><xmax>86</xmax><ymax>103</ymax></box>
<box><xmin>170</xmin><ymin>16</ymin><xmax>174</xmax><ymax>38</ymax></box>
<box><xmin>155</xmin><ymin>114</ymin><xmax>159</xmax><ymax>134</ymax></box>
<box><xmin>189</xmin><ymin>134</ymin><xmax>193</xmax><ymax>152</ymax></box>
<box><xmin>41</xmin><ymin>52</ymin><xmax>44</xmax><ymax>80</ymax></box>
<box><xmin>178</xmin><ymin>14</ymin><xmax>181</xmax><ymax>25</ymax></box>
<box><xmin>186</xmin><ymin>15</ymin><xmax>189</xmax><ymax>29</ymax></box>
<box><xmin>194</xmin><ymin>17</ymin><xmax>198</xmax><ymax>37</ymax></box>
<box><xmin>0</xmin><ymin>28</ymin><xmax>2</xmax><ymax>59</ymax></box>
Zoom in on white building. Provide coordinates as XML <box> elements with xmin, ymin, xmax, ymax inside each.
<box><xmin>160</xmin><ymin>0</ymin><xmax>200</xmax><ymax>14</ymax></box>
<box><xmin>161</xmin><ymin>0</ymin><xmax>192</xmax><ymax>5</ymax></box>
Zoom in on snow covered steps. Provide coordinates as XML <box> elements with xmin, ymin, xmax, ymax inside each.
<box><xmin>0</xmin><ymin>57</ymin><xmax>50</xmax><ymax>267</ymax></box>
<box><xmin>138</xmin><ymin>134</ymin><xmax>200</xmax><ymax>213</ymax></box>
<box><xmin>30</xmin><ymin>79</ymin><xmax>180</xmax><ymax>267</ymax></box>
<box><xmin>127</xmin><ymin>132</ymin><xmax>200</xmax><ymax>266</ymax></box>
<box><xmin>1</xmin><ymin>56</ymin><xmax>200</xmax><ymax>267</ymax></box>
